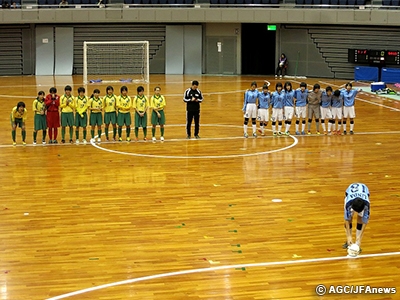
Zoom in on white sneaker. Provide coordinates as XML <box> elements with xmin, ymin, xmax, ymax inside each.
<box><xmin>42</xmin><ymin>141</ymin><xmax>46</xmax><ymax>145</ymax></box>
<box><xmin>160</xmin><ymin>136</ymin><xmax>164</xmax><ymax>141</ymax></box>
<box><xmin>279</xmin><ymin>75</ymin><xmax>282</xmax><ymax>79</ymax></box>
<box><xmin>75</xmin><ymin>139</ymin><xmax>80</xmax><ymax>144</ymax></box>
<box><xmin>152</xmin><ymin>137</ymin><xmax>156</xmax><ymax>142</ymax></box>
<box><xmin>33</xmin><ymin>141</ymin><xmax>37</xmax><ymax>145</ymax></box>
<box><xmin>97</xmin><ymin>137</ymin><xmax>101</xmax><ymax>143</ymax></box>
<box><xmin>83</xmin><ymin>139</ymin><xmax>87</xmax><ymax>145</ymax></box>
<box><xmin>90</xmin><ymin>138</ymin><xmax>95</xmax><ymax>143</ymax></box>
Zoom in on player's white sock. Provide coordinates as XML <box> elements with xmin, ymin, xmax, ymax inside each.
<box><xmin>244</xmin><ymin>124</ymin><xmax>248</xmax><ymax>133</ymax></box>
<box><xmin>321</xmin><ymin>122</ymin><xmax>326</xmax><ymax>132</ymax></box>
<box><xmin>343</xmin><ymin>123</ymin><xmax>346</xmax><ymax>131</ymax></box>
<box><xmin>286</xmin><ymin>123</ymin><xmax>291</xmax><ymax>132</ymax></box>
<box><xmin>332</xmin><ymin>123</ymin><xmax>336</xmax><ymax>132</ymax></box>
<box><xmin>278</xmin><ymin>124</ymin><xmax>282</xmax><ymax>132</ymax></box>
<box><xmin>301</xmin><ymin>123</ymin><xmax>306</xmax><ymax>132</ymax></box>
<box><xmin>295</xmin><ymin>123</ymin><xmax>299</xmax><ymax>132</ymax></box>
<box><xmin>252</xmin><ymin>124</ymin><xmax>256</xmax><ymax>134</ymax></box>
<box><xmin>260</xmin><ymin>125</ymin><xmax>264</xmax><ymax>134</ymax></box>
<box><xmin>272</xmin><ymin>124</ymin><xmax>276</xmax><ymax>132</ymax></box>
<box><xmin>328</xmin><ymin>122</ymin><xmax>332</xmax><ymax>132</ymax></box>
<box><xmin>350</xmin><ymin>123</ymin><xmax>354</xmax><ymax>131</ymax></box>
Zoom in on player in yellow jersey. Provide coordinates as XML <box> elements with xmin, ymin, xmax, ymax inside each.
<box><xmin>103</xmin><ymin>86</ymin><xmax>117</xmax><ymax>142</ymax></box>
<box><xmin>60</xmin><ymin>85</ymin><xmax>75</xmax><ymax>144</ymax></box>
<box><xmin>88</xmin><ymin>89</ymin><xmax>103</xmax><ymax>144</ymax></box>
<box><xmin>133</xmin><ymin>86</ymin><xmax>149</xmax><ymax>141</ymax></box>
<box><xmin>74</xmin><ymin>87</ymin><xmax>89</xmax><ymax>144</ymax></box>
<box><xmin>10</xmin><ymin>101</ymin><xmax>27</xmax><ymax>146</ymax></box>
<box><xmin>116</xmin><ymin>86</ymin><xmax>132</xmax><ymax>142</ymax></box>
<box><xmin>32</xmin><ymin>91</ymin><xmax>47</xmax><ymax>145</ymax></box>
<box><xmin>150</xmin><ymin>86</ymin><xmax>166</xmax><ymax>142</ymax></box>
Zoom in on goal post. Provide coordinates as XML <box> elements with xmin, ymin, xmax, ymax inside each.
<box><xmin>83</xmin><ymin>41</ymin><xmax>150</xmax><ymax>84</ymax></box>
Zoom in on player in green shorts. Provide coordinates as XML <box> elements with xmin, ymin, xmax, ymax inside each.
<box><xmin>60</xmin><ymin>85</ymin><xmax>75</xmax><ymax>144</ymax></box>
<box><xmin>32</xmin><ymin>91</ymin><xmax>47</xmax><ymax>145</ymax></box>
<box><xmin>74</xmin><ymin>87</ymin><xmax>89</xmax><ymax>144</ymax></box>
<box><xmin>10</xmin><ymin>101</ymin><xmax>27</xmax><ymax>146</ymax></box>
<box><xmin>88</xmin><ymin>89</ymin><xmax>103</xmax><ymax>143</ymax></box>
<box><xmin>150</xmin><ymin>86</ymin><xmax>166</xmax><ymax>142</ymax></box>
<box><xmin>103</xmin><ymin>86</ymin><xmax>117</xmax><ymax>141</ymax></box>
<box><xmin>133</xmin><ymin>86</ymin><xmax>149</xmax><ymax>141</ymax></box>
<box><xmin>116</xmin><ymin>86</ymin><xmax>132</xmax><ymax>142</ymax></box>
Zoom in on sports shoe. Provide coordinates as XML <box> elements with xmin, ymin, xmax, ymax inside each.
<box><xmin>324</xmin><ymin>131</ymin><xmax>327</xmax><ymax>135</ymax></box>
<box><xmin>350</xmin><ymin>131</ymin><xmax>354</xmax><ymax>135</ymax></box>
<box><xmin>160</xmin><ymin>136</ymin><xmax>164</xmax><ymax>141</ymax></box>
<box><xmin>343</xmin><ymin>131</ymin><xmax>347</xmax><ymax>135</ymax></box>
<box><xmin>61</xmin><ymin>139</ymin><xmax>65</xmax><ymax>144</ymax></box>
<box><xmin>261</xmin><ymin>132</ymin><xmax>265</xmax><ymax>136</ymax></box>
<box><xmin>279</xmin><ymin>75</ymin><xmax>282</xmax><ymax>79</ymax></box>
<box><xmin>90</xmin><ymin>138</ymin><xmax>95</xmax><ymax>143</ymax></box>
<box><xmin>97</xmin><ymin>137</ymin><xmax>101</xmax><ymax>143</ymax></box>
<box><xmin>327</xmin><ymin>131</ymin><xmax>332</xmax><ymax>135</ymax></box>
<box><xmin>195</xmin><ymin>135</ymin><xmax>201</xmax><ymax>139</ymax></box>
<box><xmin>42</xmin><ymin>141</ymin><xmax>46</xmax><ymax>145</ymax></box>
<box><xmin>144</xmin><ymin>137</ymin><xmax>147</xmax><ymax>142</ymax></box>
<box><xmin>285</xmin><ymin>131</ymin><xmax>290</xmax><ymax>136</ymax></box>
<box><xmin>22</xmin><ymin>141</ymin><xmax>26</xmax><ymax>145</ymax></box>
<box><xmin>342</xmin><ymin>242</ymin><xmax>349</xmax><ymax>249</ymax></box>
<box><xmin>119</xmin><ymin>137</ymin><xmax>123</xmax><ymax>142</ymax></box>
<box><xmin>126</xmin><ymin>137</ymin><xmax>131</xmax><ymax>142</ymax></box>
<box><xmin>336</xmin><ymin>130</ymin><xmax>342</xmax><ymax>135</ymax></box>
<box><xmin>252</xmin><ymin>133</ymin><xmax>257</xmax><ymax>138</ymax></box>
<box><xmin>49</xmin><ymin>140</ymin><xmax>53</xmax><ymax>144</ymax></box>
<box><xmin>69</xmin><ymin>139</ymin><xmax>73</xmax><ymax>144</ymax></box>
<box><xmin>152</xmin><ymin>137</ymin><xmax>156</xmax><ymax>142</ymax></box>
<box><xmin>307</xmin><ymin>131</ymin><xmax>311</xmax><ymax>135</ymax></box>
<box><xmin>112</xmin><ymin>138</ymin><xmax>116</xmax><ymax>142</ymax></box>
<box><xmin>316</xmin><ymin>131</ymin><xmax>321</xmax><ymax>135</ymax></box>
<box><xmin>301</xmin><ymin>131</ymin><xmax>306</xmax><ymax>135</ymax></box>
<box><xmin>244</xmin><ymin>133</ymin><xmax>249</xmax><ymax>138</ymax></box>
<box><xmin>186</xmin><ymin>136</ymin><xmax>191</xmax><ymax>139</ymax></box>
<box><xmin>275</xmin><ymin>75</ymin><xmax>278</xmax><ymax>79</ymax></box>
<box><xmin>278</xmin><ymin>131</ymin><xmax>282</xmax><ymax>136</ymax></box>
<box><xmin>53</xmin><ymin>140</ymin><xmax>58</xmax><ymax>144</ymax></box>
<box><xmin>12</xmin><ymin>142</ymin><xmax>16</xmax><ymax>146</ymax></box>
<box><xmin>83</xmin><ymin>139</ymin><xmax>87</xmax><ymax>145</ymax></box>
<box><xmin>135</xmin><ymin>137</ymin><xmax>139</xmax><ymax>142</ymax></box>
<box><xmin>295</xmin><ymin>131</ymin><xmax>300</xmax><ymax>135</ymax></box>
<box><xmin>76</xmin><ymin>139</ymin><xmax>80</xmax><ymax>144</ymax></box>
<box><xmin>33</xmin><ymin>141</ymin><xmax>37</xmax><ymax>145</ymax></box>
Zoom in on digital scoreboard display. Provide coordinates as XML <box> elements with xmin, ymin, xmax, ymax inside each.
<box><xmin>348</xmin><ymin>49</ymin><xmax>400</xmax><ymax>65</ymax></box>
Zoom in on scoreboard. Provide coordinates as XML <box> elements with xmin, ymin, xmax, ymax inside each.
<box><xmin>348</xmin><ymin>49</ymin><xmax>400</xmax><ymax>65</ymax></box>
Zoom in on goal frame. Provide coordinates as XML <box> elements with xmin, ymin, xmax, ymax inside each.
<box><xmin>83</xmin><ymin>41</ymin><xmax>150</xmax><ymax>84</ymax></box>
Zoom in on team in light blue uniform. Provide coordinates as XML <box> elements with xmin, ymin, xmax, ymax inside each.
<box><xmin>343</xmin><ymin>182</ymin><xmax>370</xmax><ymax>251</ymax></box>
<box><xmin>340</xmin><ymin>82</ymin><xmax>362</xmax><ymax>135</ymax></box>
<box><xmin>283</xmin><ymin>82</ymin><xmax>295</xmax><ymax>135</ymax></box>
<box><xmin>242</xmin><ymin>81</ymin><xmax>259</xmax><ymax>138</ymax></box>
<box><xmin>293</xmin><ymin>82</ymin><xmax>308</xmax><ymax>135</ymax></box>
<box><xmin>271</xmin><ymin>82</ymin><xmax>285</xmax><ymax>136</ymax></box>
<box><xmin>320</xmin><ymin>86</ymin><xmax>334</xmax><ymax>134</ymax></box>
<box><xmin>257</xmin><ymin>84</ymin><xmax>271</xmax><ymax>136</ymax></box>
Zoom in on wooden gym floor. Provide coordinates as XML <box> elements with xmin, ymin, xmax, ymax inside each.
<box><xmin>0</xmin><ymin>75</ymin><xmax>399</xmax><ymax>299</ymax></box>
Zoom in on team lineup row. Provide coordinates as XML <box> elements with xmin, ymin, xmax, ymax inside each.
<box><xmin>243</xmin><ymin>81</ymin><xmax>362</xmax><ymax>137</ymax></box>
<box><xmin>10</xmin><ymin>85</ymin><xmax>168</xmax><ymax>145</ymax></box>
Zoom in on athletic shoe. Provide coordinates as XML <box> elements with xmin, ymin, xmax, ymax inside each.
<box><xmin>119</xmin><ymin>137</ymin><xmax>123</xmax><ymax>142</ymax></box>
<box><xmin>342</xmin><ymin>242</ymin><xmax>349</xmax><ymax>249</ymax></box>
<box><xmin>113</xmin><ymin>138</ymin><xmax>116</xmax><ymax>142</ymax></box>
<box><xmin>61</xmin><ymin>139</ymin><xmax>65</xmax><ymax>144</ymax></box>
<box><xmin>97</xmin><ymin>138</ymin><xmax>102</xmax><ymax>143</ymax></box>
<box><xmin>186</xmin><ymin>136</ymin><xmax>191</xmax><ymax>139</ymax></box>
<box><xmin>90</xmin><ymin>138</ymin><xmax>95</xmax><ymax>143</ymax></box>
<box><xmin>160</xmin><ymin>136</ymin><xmax>164</xmax><ymax>141</ymax></box>
<box><xmin>285</xmin><ymin>131</ymin><xmax>290</xmax><ymax>136</ymax></box>
<box><xmin>252</xmin><ymin>133</ymin><xmax>257</xmax><ymax>138</ymax></box>
<box><xmin>106</xmin><ymin>137</ymin><xmax>109</xmax><ymax>141</ymax></box>
<box><xmin>343</xmin><ymin>131</ymin><xmax>347</xmax><ymax>135</ymax></box>
<box><xmin>53</xmin><ymin>140</ymin><xmax>58</xmax><ymax>144</ymax></box>
<box><xmin>22</xmin><ymin>141</ymin><xmax>26</xmax><ymax>145</ymax></box>
<box><xmin>327</xmin><ymin>131</ymin><xmax>332</xmax><ymax>135</ymax></box>
<box><xmin>33</xmin><ymin>141</ymin><xmax>37</xmax><ymax>145</ymax></box>
<box><xmin>12</xmin><ymin>142</ymin><xmax>16</xmax><ymax>146</ymax></box>
<box><xmin>307</xmin><ymin>131</ymin><xmax>311</xmax><ymax>135</ymax></box>
<box><xmin>350</xmin><ymin>131</ymin><xmax>354</xmax><ymax>135</ymax></box>
<box><xmin>42</xmin><ymin>141</ymin><xmax>46</xmax><ymax>145</ymax></box>
<box><xmin>273</xmin><ymin>132</ymin><xmax>277</xmax><ymax>136</ymax></box>
<box><xmin>76</xmin><ymin>139</ymin><xmax>80</xmax><ymax>144</ymax></box>
<box><xmin>135</xmin><ymin>137</ymin><xmax>139</xmax><ymax>142</ymax></box>
<box><xmin>69</xmin><ymin>139</ymin><xmax>73</xmax><ymax>144</ymax></box>
<box><xmin>301</xmin><ymin>131</ymin><xmax>306</xmax><ymax>135</ymax></box>
<box><xmin>261</xmin><ymin>132</ymin><xmax>265</xmax><ymax>136</ymax></box>
<box><xmin>279</xmin><ymin>75</ymin><xmax>282</xmax><ymax>79</ymax></box>
<box><xmin>126</xmin><ymin>137</ymin><xmax>130</xmax><ymax>142</ymax></box>
<box><xmin>274</xmin><ymin>75</ymin><xmax>277</xmax><ymax>79</ymax></box>
<box><xmin>49</xmin><ymin>140</ymin><xmax>53</xmax><ymax>144</ymax></box>
<box><xmin>152</xmin><ymin>137</ymin><xmax>156</xmax><ymax>142</ymax></box>
<box><xmin>316</xmin><ymin>131</ymin><xmax>321</xmax><ymax>135</ymax></box>
<box><xmin>195</xmin><ymin>135</ymin><xmax>201</xmax><ymax>139</ymax></box>
<box><xmin>278</xmin><ymin>131</ymin><xmax>282</xmax><ymax>136</ymax></box>
<box><xmin>336</xmin><ymin>130</ymin><xmax>342</xmax><ymax>135</ymax></box>
<box><xmin>324</xmin><ymin>131</ymin><xmax>327</xmax><ymax>135</ymax></box>
<box><xmin>244</xmin><ymin>133</ymin><xmax>249</xmax><ymax>138</ymax></box>
<box><xmin>144</xmin><ymin>137</ymin><xmax>147</xmax><ymax>142</ymax></box>
<box><xmin>83</xmin><ymin>139</ymin><xmax>87</xmax><ymax>144</ymax></box>
<box><xmin>295</xmin><ymin>131</ymin><xmax>300</xmax><ymax>135</ymax></box>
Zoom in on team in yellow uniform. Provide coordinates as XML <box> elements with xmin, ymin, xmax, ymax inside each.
<box><xmin>11</xmin><ymin>102</ymin><xmax>27</xmax><ymax>145</ymax></box>
<box><xmin>88</xmin><ymin>88</ymin><xmax>103</xmax><ymax>144</ymax></box>
<box><xmin>133</xmin><ymin>86</ymin><xmax>150</xmax><ymax>141</ymax></box>
<box><xmin>60</xmin><ymin>85</ymin><xmax>75</xmax><ymax>144</ymax></box>
<box><xmin>116</xmin><ymin>86</ymin><xmax>132</xmax><ymax>142</ymax></box>
<box><xmin>103</xmin><ymin>86</ymin><xmax>118</xmax><ymax>141</ymax></box>
<box><xmin>32</xmin><ymin>91</ymin><xmax>47</xmax><ymax>145</ymax></box>
<box><xmin>74</xmin><ymin>87</ymin><xmax>89</xmax><ymax>144</ymax></box>
<box><xmin>150</xmin><ymin>86</ymin><xmax>166</xmax><ymax>142</ymax></box>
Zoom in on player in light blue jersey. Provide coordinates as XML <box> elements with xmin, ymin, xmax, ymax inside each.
<box><xmin>257</xmin><ymin>84</ymin><xmax>271</xmax><ymax>136</ymax></box>
<box><xmin>283</xmin><ymin>82</ymin><xmax>295</xmax><ymax>135</ymax></box>
<box><xmin>343</xmin><ymin>183</ymin><xmax>370</xmax><ymax>252</ymax></box>
<box><xmin>271</xmin><ymin>82</ymin><xmax>285</xmax><ymax>136</ymax></box>
<box><xmin>293</xmin><ymin>82</ymin><xmax>308</xmax><ymax>135</ymax></box>
<box><xmin>331</xmin><ymin>89</ymin><xmax>343</xmax><ymax>135</ymax></box>
<box><xmin>242</xmin><ymin>81</ymin><xmax>258</xmax><ymax>138</ymax></box>
<box><xmin>320</xmin><ymin>86</ymin><xmax>334</xmax><ymax>135</ymax></box>
<box><xmin>341</xmin><ymin>82</ymin><xmax>362</xmax><ymax>135</ymax></box>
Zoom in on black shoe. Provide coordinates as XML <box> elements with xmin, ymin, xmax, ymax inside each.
<box><xmin>186</xmin><ymin>136</ymin><xmax>191</xmax><ymax>139</ymax></box>
<box><xmin>342</xmin><ymin>242</ymin><xmax>349</xmax><ymax>249</ymax></box>
<box><xmin>69</xmin><ymin>139</ymin><xmax>73</xmax><ymax>144</ymax></box>
<box><xmin>49</xmin><ymin>140</ymin><xmax>53</xmax><ymax>144</ymax></box>
<box><xmin>343</xmin><ymin>131</ymin><xmax>347</xmax><ymax>135</ymax></box>
<box><xmin>350</xmin><ymin>131</ymin><xmax>354</xmax><ymax>135</ymax></box>
<box><xmin>53</xmin><ymin>140</ymin><xmax>58</xmax><ymax>144</ymax></box>
<box><xmin>195</xmin><ymin>135</ymin><xmax>200</xmax><ymax>139</ymax></box>
<box><xmin>61</xmin><ymin>139</ymin><xmax>65</xmax><ymax>144</ymax></box>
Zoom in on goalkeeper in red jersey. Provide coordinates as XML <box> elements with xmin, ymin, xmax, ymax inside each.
<box><xmin>45</xmin><ymin>87</ymin><xmax>60</xmax><ymax>144</ymax></box>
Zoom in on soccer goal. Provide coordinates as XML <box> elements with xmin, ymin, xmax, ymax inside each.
<box><xmin>83</xmin><ymin>41</ymin><xmax>149</xmax><ymax>84</ymax></box>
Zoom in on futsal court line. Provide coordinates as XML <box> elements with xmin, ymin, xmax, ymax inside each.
<box><xmin>46</xmin><ymin>250</ymin><xmax>400</xmax><ymax>300</ymax></box>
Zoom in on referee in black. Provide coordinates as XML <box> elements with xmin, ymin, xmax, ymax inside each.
<box><xmin>183</xmin><ymin>80</ymin><xmax>203</xmax><ymax>139</ymax></box>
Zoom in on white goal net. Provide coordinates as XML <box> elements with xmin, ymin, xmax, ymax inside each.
<box><xmin>83</xmin><ymin>41</ymin><xmax>149</xmax><ymax>84</ymax></box>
